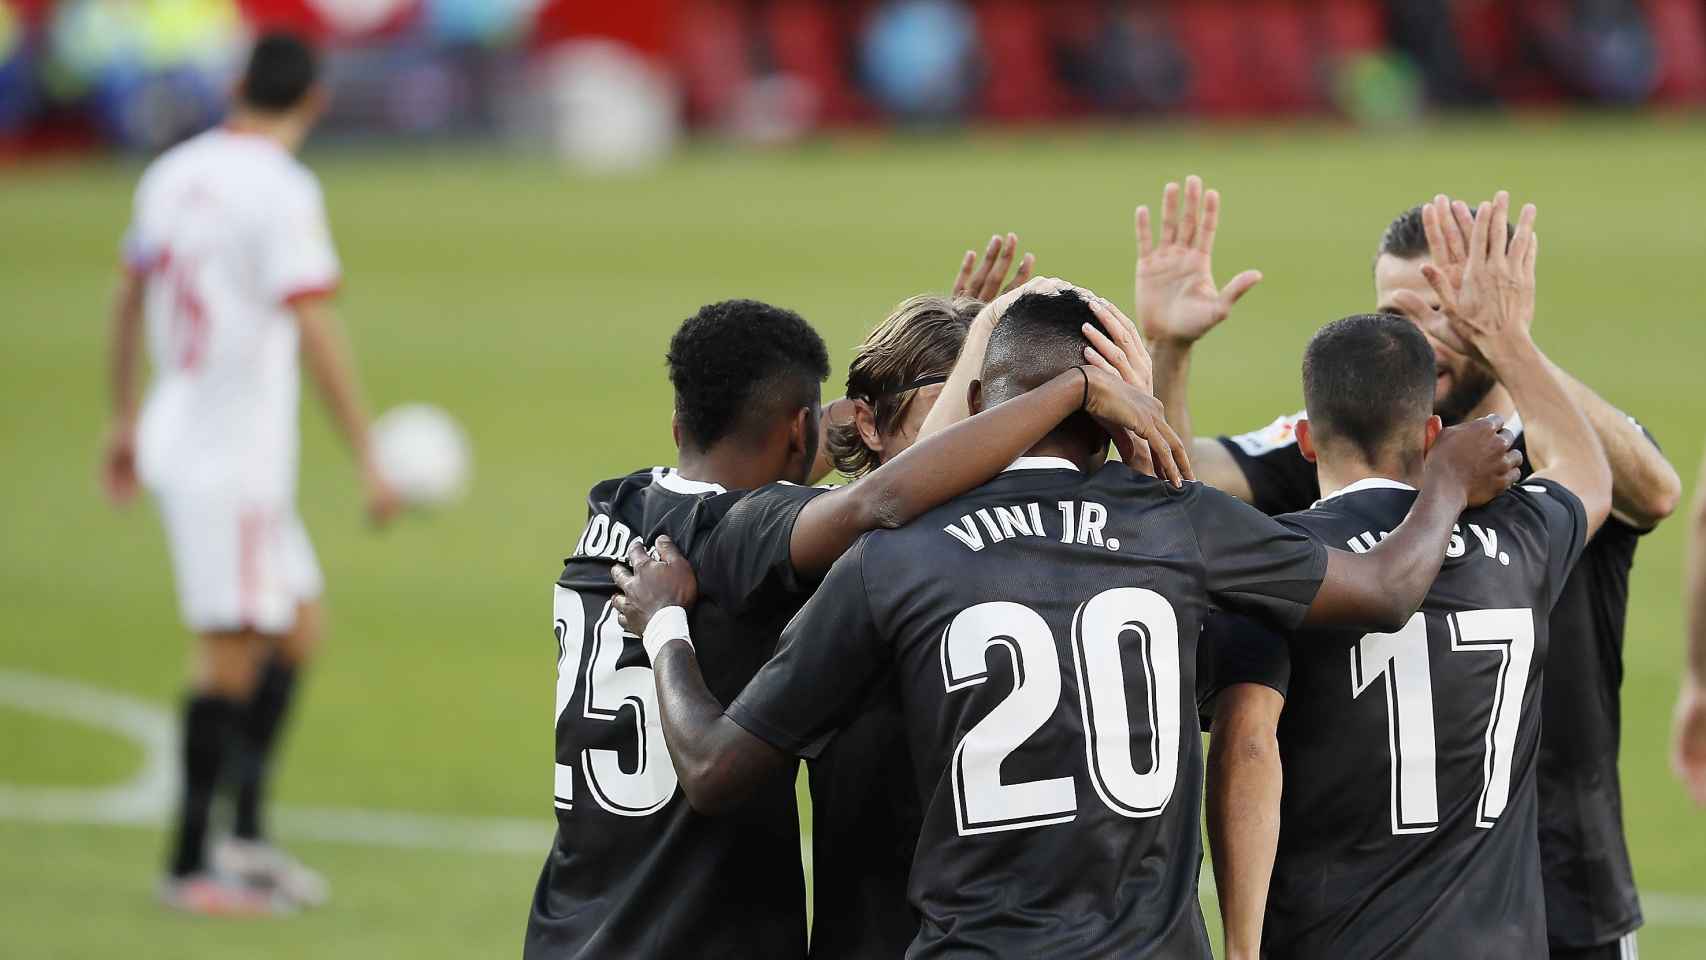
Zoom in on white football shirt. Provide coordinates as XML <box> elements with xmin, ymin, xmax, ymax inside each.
<box><xmin>126</xmin><ymin>127</ymin><xmax>340</xmax><ymax>502</ymax></box>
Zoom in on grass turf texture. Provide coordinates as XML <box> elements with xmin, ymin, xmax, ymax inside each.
<box><xmin>2</xmin><ymin>115</ymin><xmax>1703</xmax><ymax>957</ymax></box>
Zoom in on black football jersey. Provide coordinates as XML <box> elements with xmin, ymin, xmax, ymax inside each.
<box><xmin>1219</xmin><ymin>413</ymin><xmax>1654</xmax><ymax>946</ymax></box>
<box><xmin>1200</xmin><ymin>478</ymin><xmax>1589</xmax><ymax>959</ymax></box>
<box><xmin>524</xmin><ymin>467</ymin><xmax>824</xmax><ymax>960</ymax></box>
<box><xmin>724</xmin><ymin>458</ymin><xmax>1329</xmax><ymax>958</ymax></box>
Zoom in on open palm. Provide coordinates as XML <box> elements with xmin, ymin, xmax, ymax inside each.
<box><xmin>1134</xmin><ymin>176</ymin><xmax>1261</xmax><ymax>345</ymax></box>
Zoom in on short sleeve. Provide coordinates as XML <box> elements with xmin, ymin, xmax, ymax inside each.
<box><xmin>263</xmin><ymin>176</ymin><xmax>341</xmax><ymax>306</ymax></box>
<box><xmin>1180</xmin><ymin>483</ymin><xmax>1328</xmax><ymax>630</ymax></box>
<box><xmin>1196</xmin><ymin>610</ymin><xmax>1291</xmax><ymax>730</ymax></box>
<box><xmin>726</xmin><ymin>537</ymin><xmax>889</xmax><ymax>759</ymax></box>
<box><xmin>1217</xmin><ymin>412</ymin><xmax>1320</xmax><ymax>515</ymax></box>
<box><xmin>692</xmin><ymin>483</ymin><xmax>828</xmax><ymax>615</ymax></box>
<box><xmin>121</xmin><ymin>172</ymin><xmax>161</xmax><ymax>276</ymax></box>
<box><xmin>1515</xmin><ymin>478</ymin><xmax>1590</xmax><ymax>608</ymax></box>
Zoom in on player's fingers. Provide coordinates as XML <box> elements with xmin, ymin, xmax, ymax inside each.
<box><xmin>1468</xmin><ymin>200</ymin><xmax>1492</xmax><ymax>266</ymax></box>
<box><xmin>1135</xmin><ymin>204</ymin><xmax>1153</xmax><ymax>261</ymax></box>
<box><xmin>983</xmin><ymin>233</ymin><xmax>1018</xmax><ymax>299</ymax></box>
<box><xmin>1418</xmin><ymin>264</ymin><xmax>1462</xmax><ymax>318</ymax></box>
<box><xmin>1160</xmin><ymin>181</ymin><xmax>1181</xmax><ymax>246</ymax></box>
<box><xmin>968</xmin><ymin>234</ymin><xmax>1000</xmax><ymax>291</ymax></box>
<box><xmin>1508</xmin><ymin>201</ymin><xmax>1536</xmax><ymax>264</ymax></box>
<box><xmin>1081</xmin><ymin>322</ymin><xmax>1136</xmax><ymax>384</ymax></box>
<box><xmin>1145</xmin><ymin>425</ymin><xmax>1183</xmax><ymax>487</ymax></box>
<box><xmin>1005</xmin><ymin>252</ymin><xmax>1037</xmax><ymax>294</ymax></box>
<box><xmin>1488</xmin><ymin>192</ymin><xmax>1510</xmax><ymax>266</ymax></box>
<box><xmin>625</xmin><ymin>538</ymin><xmax>651</xmax><ymax>571</ymax></box>
<box><xmin>1198</xmin><ymin>186</ymin><xmax>1221</xmax><ymax>253</ymax></box>
<box><xmin>611</xmin><ymin>595</ymin><xmax>637</xmax><ymax>632</ymax></box>
<box><xmin>654</xmin><ymin>535</ymin><xmax>686</xmax><ymax>566</ymax></box>
<box><xmin>1451</xmin><ymin>200</ymin><xmax>1476</xmax><ymax>252</ymax></box>
<box><xmin>1162</xmin><ymin>415</ymin><xmax>1193</xmax><ymax>482</ymax></box>
<box><xmin>1219</xmin><ymin>269</ymin><xmax>1263</xmax><ymax>311</ymax></box>
<box><xmin>1422</xmin><ymin>199</ymin><xmax>1447</xmax><ymax>262</ymax></box>
<box><xmin>1083</xmin><ymin>345</ymin><xmax>1121</xmax><ymax>378</ymax></box>
<box><xmin>1179</xmin><ymin>176</ymin><xmax>1202</xmax><ymax>248</ymax></box>
<box><xmin>1525</xmin><ymin>232</ymin><xmax>1538</xmax><ymax>285</ymax></box>
<box><xmin>951</xmin><ymin>250</ymin><xmax>976</xmax><ymax>295</ymax></box>
<box><xmin>610</xmin><ymin>564</ymin><xmax>634</xmax><ymax>593</ymax></box>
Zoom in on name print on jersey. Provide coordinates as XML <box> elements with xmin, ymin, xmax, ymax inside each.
<box><xmin>570</xmin><ymin>512</ymin><xmax>634</xmax><ymax>563</ymax></box>
<box><xmin>1346</xmin><ymin>521</ymin><xmax>1515</xmax><ymax>568</ymax></box>
<box><xmin>942</xmin><ymin>500</ymin><xmax>1123</xmax><ymax>553</ymax></box>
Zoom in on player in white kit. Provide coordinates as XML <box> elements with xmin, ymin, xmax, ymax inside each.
<box><xmin>101</xmin><ymin>33</ymin><xmax>398</xmax><ymax>915</ymax></box>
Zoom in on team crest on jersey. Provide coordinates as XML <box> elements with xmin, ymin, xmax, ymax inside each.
<box><xmin>1229</xmin><ymin>410</ymin><xmax>1306</xmax><ymax>457</ymax></box>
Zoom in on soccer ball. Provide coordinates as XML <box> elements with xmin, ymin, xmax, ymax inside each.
<box><xmin>372</xmin><ymin>404</ymin><xmax>472</xmax><ymax>507</ymax></box>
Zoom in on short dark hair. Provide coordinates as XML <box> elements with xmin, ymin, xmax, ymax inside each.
<box><xmin>982</xmin><ymin>290</ymin><xmax>1097</xmax><ymax>400</ymax></box>
<box><xmin>1376</xmin><ymin>202</ymin><xmax>1518</xmax><ymax>262</ymax></box>
<box><xmin>666</xmin><ymin>299</ymin><xmax>830</xmax><ymax>451</ymax></box>
<box><xmin>239</xmin><ymin>33</ymin><xmax>319</xmax><ymax>112</ymax></box>
<box><xmin>1302</xmin><ymin>314</ymin><xmax>1436</xmax><ymax>467</ymax></box>
<box><xmin>980</xmin><ymin>290</ymin><xmax>1105</xmax><ymax>451</ymax></box>
<box><xmin>827</xmin><ymin>295</ymin><xmax>977</xmax><ymax>476</ymax></box>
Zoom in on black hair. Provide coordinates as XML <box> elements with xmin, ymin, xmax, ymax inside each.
<box><xmin>239</xmin><ymin>33</ymin><xmax>319</xmax><ymax>113</ymax></box>
<box><xmin>980</xmin><ymin>290</ymin><xmax>1104</xmax><ymax>452</ymax></box>
<box><xmin>981</xmin><ymin>290</ymin><xmax>1098</xmax><ymax>399</ymax></box>
<box><xmin>1301</xmin><ymin>314</ymin><xmax>1437</xmax><ymax>467</ymax></box>
<box><xmin>1377</xmin><ymin>202</ymin><xmax>1518</xmax><ymax>263</ymax></box>
<box><xmin>666</xmin><ymin>299</ymin><xmax>830</xmax><ymax>451</ymax></box>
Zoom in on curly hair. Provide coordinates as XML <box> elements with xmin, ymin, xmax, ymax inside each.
<box><xmin>666</xmin><ymin>299</ymin><xmax>830</xmax><ymax>451</ymax></box>
<box><xmin>825</xmin><ymin>295</ymin><xmax>979</xmax><ymax>477</ymax></box>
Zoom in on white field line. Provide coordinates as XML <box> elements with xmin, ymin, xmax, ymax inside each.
<box><xmin>3</xmin><ymin>669</ymin><xmax>1703</xmax><ymax>928</ymax></box>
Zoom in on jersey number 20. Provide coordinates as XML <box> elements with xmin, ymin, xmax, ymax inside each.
<box><xmin>551</xmin><ymin>585</ymin><xmax>677</xmax><ymax>817</ymax></box>
<box><xmin>942</xmin><ymin>587</ymin><xmax>1180</xmax><ymax>836</ymax></box>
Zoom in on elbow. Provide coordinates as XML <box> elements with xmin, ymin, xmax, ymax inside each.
<box><xmin>850</xmin><ymin>480</ymin><xmax>908</xmax><ymax>531</ymax></box>
<box><xmin>678</xmin><ymin>757</ymin><xmax>742</xmax><ymax>816</ymax></box>
<box><xmin>1640</xmin><ymin>468</ymin><xmax>1683</xmax><ymax>526</ymax></box>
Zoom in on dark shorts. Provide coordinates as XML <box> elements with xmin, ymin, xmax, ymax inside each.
<box><xmin>1551</xmin><ymin>932</ymin><xmax>1639</xmax><ymax>960</ymax></box>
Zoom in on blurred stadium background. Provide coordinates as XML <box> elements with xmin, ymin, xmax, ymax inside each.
<box><xmin>2</xmin><ymin>1</ymin><xmax>1704</xmax><ymax>957</ymax></box>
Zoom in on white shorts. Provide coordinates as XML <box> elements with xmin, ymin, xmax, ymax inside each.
<box><xmin>155</xmin><ymin>491</ymin><xmax>323</xmax><ymax>635</ymax></box>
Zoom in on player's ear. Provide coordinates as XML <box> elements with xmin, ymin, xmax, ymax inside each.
<box><xmin>671</xmin><ymin>415</ymin><xmax>683</xmax><ymax>452</ymax></box>
<box><xmin>302</xmin><ymin>84</ymin><xmax>330</xmax><ymax>123</ymax></box>
<box><xmin>852</xmin><ymin>399</ymin><xmax>883</xmax><ymax>456</ymax></box>
<box><xmin>967</xmin><ymin>379</ymin><xmax>985</xmax><ymax>416</ymax></box>
<box><xmin>1296</xmin><ymin>418</ymin><xmax>1318</xmax><ymax>463</ymax></box>
<box><xmin>1422</xmin><ymin>414</ymin><xmax>1443</xmax><ymax>454</ymax></box>
<box><xmin>789</xmin><ymin>405</ymin><xmax>812</xmax><ymax>458</ymax></box>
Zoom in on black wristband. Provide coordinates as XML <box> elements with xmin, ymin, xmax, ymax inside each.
<box><xmin>1077</xmin><ymin>365</ymin><xmax>1090</xmax><ymax>411</ymax></box>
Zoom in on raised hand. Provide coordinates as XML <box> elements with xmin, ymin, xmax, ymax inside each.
<box><xmin>1135</xmin><ymin>175</ymin><xmax>1263</xmax><ymax>346</ymax></box>
<box><xmin>611</xmin><ymin>536</ymin><xmax>699</xmax><ymax>636</ymax></box>
<box><xmin>1398</xmin><ymin>192</ymin><xmax>1538</xmax><ymax>368</ymax></box>
<box><xmin>1423</xmin><ymin>413</ymin><xmax>1524</xmax><ymax>507</ymax></box>
<box><xmin>953</xmin><ymin>232</ymin><xmax>1037</xmax><ymax>302</ymax></box>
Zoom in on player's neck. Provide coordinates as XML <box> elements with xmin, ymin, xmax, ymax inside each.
<box><xmin>1020</xmin><ymin>438</ymin><xmax>1099</xmax><ymax>473</ymax></box>
<box><xmin>1466</xmin><ymin>383</ymin><xmax>1516</xmax><ymax>423</ymax></box>
<box><xmin>1314</xmin><ymin>455</ymin><xmax>1420</xmax><ymax>502</ymax></box>
<box><xmin>676</xmin><ymin>447</ymin><xmax>786</xmax><ymax>493</ymax></box>
<box><xmin>224</xmin><ymin>109</ymin><xmax>309</xmax><ymax>153</ymax></box>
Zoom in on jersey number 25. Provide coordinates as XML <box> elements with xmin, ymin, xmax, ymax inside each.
<box><xmin>551</xmin><ymin>585</ymin><xmax>677</xmax><ymax>817</ymax></box>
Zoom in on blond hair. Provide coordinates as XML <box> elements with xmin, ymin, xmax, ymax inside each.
<box><xmin>826</xmin><ymin>295</ymin><xmax>980</xmax><ymax>477</ymax></box>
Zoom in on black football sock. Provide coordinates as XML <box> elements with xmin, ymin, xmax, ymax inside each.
<box><xmin>233</xmin><ymin>653</ymin><xmax>299</xmax><ymax>842</ymax></box>
<box><xmin>169</xmin><ymin>694</ymin><xmax>239</xmax><ymax>878</ymax></box>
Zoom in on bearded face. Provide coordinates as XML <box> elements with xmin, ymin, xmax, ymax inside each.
<box><xmin>1374</xmin><ymin>254</ymin><xmax>1499</xmax><ymax>426</ymax></box>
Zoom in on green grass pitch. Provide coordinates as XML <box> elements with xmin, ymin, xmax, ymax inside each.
<box><xmin>1</xmin><ymin>115</ymin><xmax>1703</xmax><ymax>957</ymax></box>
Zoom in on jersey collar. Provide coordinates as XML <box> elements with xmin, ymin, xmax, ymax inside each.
<box><xmin>652</xmin><ymin>467</ymin><xmax>726</xmax><ymax>495</ymax></box>
<box><xmin>1001</xmin><ymin>456</ymin><xmax>1082</xmax><ymax>474</ymax></box>
<box><xmin>1313</xmin><ymin>476</ymin><xmax>1416</xmax><ymax>508</ymax></box>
